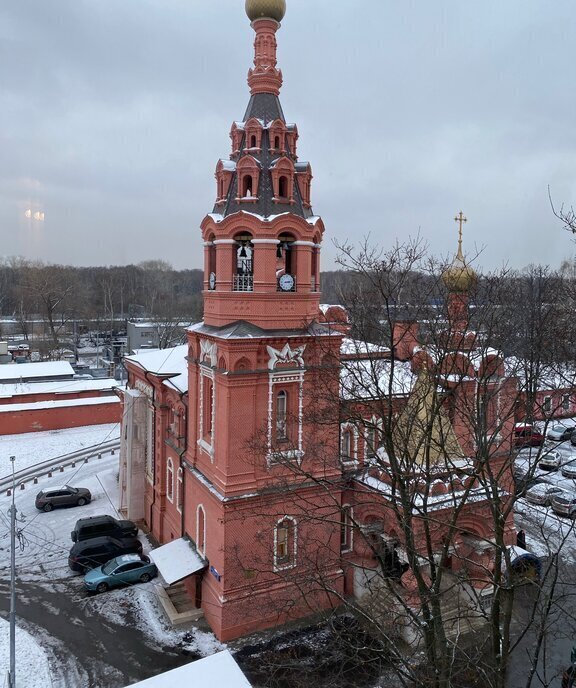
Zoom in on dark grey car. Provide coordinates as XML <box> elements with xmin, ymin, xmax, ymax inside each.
<box><xmin>35</xmin><ymin>485</ymin><xmax>91</xmax><ymax>512</ymax></box>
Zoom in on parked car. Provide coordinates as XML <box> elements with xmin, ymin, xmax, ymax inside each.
<box><xmin>71</xmin><ymin>515</ymin><xmax>138</xmax><ymax>543</ymax></box>
<box><xmin>514</xmin><ymin>425</ymin><xmax>545</xmax><ymax>449</ymax></box>
<box><xmin>538</xmin><ymin>448</ymin><xmax>562</xmax><ymax>471</ymax></box>
<box><xmin>84</xmin><ymin>554</ymin><xmax>157</xmax><ymax>593</ymax></box>
<box><xmin>514</xmin><ymin>471</ymin><xmax>548</xmax><ymax>497</ymax></box>
<box><xmin>68</xmin><ymin>536</ymin><xmax>143</xmax><ymax>572</ymax></box>
<box><xmin>525</xmin><ymin>483</ymin><xmax>567</xmax><ymax>506</ymax></box>
<box><xmin>550</xmin><ymin>493</ymin><xmax>576</xmax><ymax>518</ymax></box>
<box><xmin>562</xmin><ymin>460</ymin><xmax>576</xmax><ymax>479</ymax></box>
<box><xmin>35</xmin><ymin>485</ymin><xmax>91</xmax><ymax>512</ymax></box>
<box><xmin>547</xmin><ymin>425</ymin><xmax>576</xmax><ymax>442</ymax></box>
<box><xmin>571</xmin><ymin>432</ymin><xmax>576</xmax><ymax>447</ymax></box>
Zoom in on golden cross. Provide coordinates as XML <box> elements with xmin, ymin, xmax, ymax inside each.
<box><xmin>454</xmin><ymin>211</ymin><xmax>467</xmax><ymax>253</ymax></box>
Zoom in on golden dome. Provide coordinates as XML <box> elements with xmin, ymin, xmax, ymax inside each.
<box><xmin>245</xmin><ymin>0</ymin><xmax>286</xmax><ymax>23</ymax></box>
<box><xmin>442</xmin><ymin>251</ymin><xmax>477</xmax><ymax>293</ymax></box>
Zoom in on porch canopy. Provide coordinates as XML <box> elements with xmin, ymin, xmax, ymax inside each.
<box><xmin>126</xmin><ymin>650</ymin><xmax>252</xmax><ymax>687</ymax></box>
<box><xmin>149</xmin><ymin>537</ymin><xmax>206</xmax><ymax>585</ymax></box>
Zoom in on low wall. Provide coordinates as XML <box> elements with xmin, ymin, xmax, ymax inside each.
<box><xmin>0</xmin><ymin>399</ymin><xmax>121</xmax><ymax>435</ymax></box>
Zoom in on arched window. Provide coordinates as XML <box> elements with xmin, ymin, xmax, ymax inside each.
<box><xmin>275</xmin><ymin>517</ymin><xmax>296</xmax><ymax>569</ymax></box>
<box><xmin>276</xmin><ymin>390</ymin><xmax>287</xmax><ymax>441</ymax></box>
<box><xmin>203</xmin><ymin>378</ymin><xmax>214</xmax><ymax>441</ymax></box>
<box><xmin>242</xmin><ymin>175</ymin><xmax>253</xmax><ymax>197</ymax></box>
<box><xmin>219</xmin><ymin>179</ymin><xmax>224</xmax><ymax>198</ymax></box>
<box><xmin>166</xmin><ymin>458</ymin><xmax>174</xmax><ymax>502</ymax></box>
<box><xmin>278</xmin><ymin>175</ymin><xmax>288</xmax><ymax>198</ymax></box>
<box><xmin>341</xmin><ymin>427</ymin><xmax>353</xmax><ymax>461</ymax></box>
<box><xmin>341</xmin><ymin>505</ymin><xmax>353</xmax><ymax>552</ymax></box>
<box><xmin>250</xmin><ymin>134</ymin><xmax>257</xmax><ymax>148</ymax></box>
<box><xmin>274</xmin><ymin>135</ymin><xmax>280</xmax><ymax>149</ymax></box>
<box><xmin>177</xmin><ymin>468</ymin><xmax>183</xmax><ymax>513</ymax></box>
<box><xmin>197</xmin><ymin>505</ymin><xmax>206</xmax><ymax>555</ymax></box>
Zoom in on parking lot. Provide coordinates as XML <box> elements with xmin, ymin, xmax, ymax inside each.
<box><xmin>0</xmin><ymin>452</ymin><xmax>220</xmax><ymax>687</ymax></box>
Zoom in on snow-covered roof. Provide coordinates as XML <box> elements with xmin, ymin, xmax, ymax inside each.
<box><xmin>219</xmin><ymin>159</ymin><xmax>237</xmax><ymax>172</ymax></box>
<box><xmin>126</xmin><ymin>651</ymin><xmax>252</xmax><ymax>688</ymax></box>
<box><xmin>0</xmin><ymin>378</ymin><xmax>118</xmax><ymax>399</ymax></box>
<box><xmin>319</xmin><ymin>303</ymin><xmax>347</xmax><ymax>316</ymax></box>
<box><xmin>341</xmin><ymin>358</ymin><xmax>416</xmax><ymax>400</ymax></box>
<box><xmin>340</xmin><ymin>337</ymin><xmax>390</xmax><ymax>358</ymax></box>
<box><xmin>0</xmin><ymin>361</ymin><xmax>75</xmax><ymax>383</ymax></box>
<box><xmin>149</xmin><ymin>537</ymin><xmax>206</xmax><ymax>585</ymax></box>
<box><xmin>505</xmin><ymin>358</ymin><xmax>576</xmax><ymax>392</ymax></box>
<box><xmin>0</xmin><ymin>396</ymin><xmax>120</xmax><ymax>413</ymax></box>
<box><xmin>125</xmin><ymin>345</ymin><xmax>188</xmax><ymax>393</ymax></box>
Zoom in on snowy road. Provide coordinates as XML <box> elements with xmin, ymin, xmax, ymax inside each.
<box><xmin>0</xmin><ymin>436</ymin><xmax>223</xmax><ymax>687</ymax></box>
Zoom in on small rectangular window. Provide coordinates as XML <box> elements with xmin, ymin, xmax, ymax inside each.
<box><xmin>563</xmin><ymin>394</ymin><xmax>570</xmax><ymax>411</ymax></box>
<box><xmin>543</xmin><ymin>396</ymin><xmax>552</xmax><ymax>413</ymax></box>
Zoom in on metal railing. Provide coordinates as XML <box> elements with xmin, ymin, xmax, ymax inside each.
<box><xmin>233</xmin><ymin>274</ymin><xmax>254</xmax><ymax>291</ymax></box>
<box><xmin>0</xmin><ymin>438</ymin><xmax>121</xmax><ymax>492</ymax></box>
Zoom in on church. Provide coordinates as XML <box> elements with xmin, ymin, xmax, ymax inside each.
<box><xmin>119</xmin><ymin>0</ymin><xmax>520</xmax><ymax>642</ymax></box>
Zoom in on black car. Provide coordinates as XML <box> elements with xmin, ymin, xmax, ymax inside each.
<box><xmin>68</xmin><ymin>535</ymin><xmax>143</xmax><ymax>572</ymax></box>
<box><xmin>35</xmin><ymin>485</ymin><xmax>91</xmax><ymax>512</ymax></box>
<box><xmin>71</xmin><ymin>515</ymin><xmax>138</xmax><ymax>543</ymax></box>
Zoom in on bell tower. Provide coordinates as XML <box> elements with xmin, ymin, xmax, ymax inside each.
<box><xmin>184</xmin><ymin>0</ymin><xmax>344</xmax><ymax>641</ymax></box>
<box><xmin>201</xmin><ymin>0</ymin><xmax>323</xmax><ymax>330</ymax></box>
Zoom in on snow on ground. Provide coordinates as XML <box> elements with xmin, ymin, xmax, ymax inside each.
<box><xmin>0</xmin><ymin>617</ymin><xmax>51</xmax><ymax>688</ymax></box>
<box><xmin>515</xmin><ymin>439</ymin><xmax>576</xmax><ymax>561</ymax></box>
<box><xmin>0</xmin><ymin>423</ymin><xmax>120</xmax><ymax>478</ymax></box>
<box><xmin>0</xmin><ymin>424</ymin><xmax>225</xmax><ymax>686</ymax></box>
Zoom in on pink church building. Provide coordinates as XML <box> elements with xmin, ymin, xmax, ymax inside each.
<box><xmin>120</xmin><ymin>0</ymin><xmax>520</xmax><ymax>642</ymax></box>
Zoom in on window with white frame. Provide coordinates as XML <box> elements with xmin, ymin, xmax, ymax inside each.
<box><xmin>197</xmin><ymin>505</ymin><xmax>206</xmax><ymax>555</ymax></box>
<box><xmin>166</xmin><ymin>458</ymin><xmax>174</xmax><ymax>502</ymax></box>
<box><xmin>543</xmin><ymin>396</ymin><xmax>552</xmax><ymax>414</ymax></box>
<box><xmin>274</xmin><ymin>517</ymin><xmax>296</xmax><ymax>569</ymax></box>
<box><xmin>177</xmin><ymin>468</ymin><xmax>183</xmax><ymax>513</ymax></box>
<box><xmin>340</xmin><ymin>505</ymin><xmax>353</xmax><ymax>552</ymax></box>
<box><xmin>340</xmin><ymin>425</ymin><xmax>355</xmax><ymax>463</ymax></box>
<box><xmin>276</xmin><ymin>390</ymin><xmax>288</xmax><ymax>441</ymax></box>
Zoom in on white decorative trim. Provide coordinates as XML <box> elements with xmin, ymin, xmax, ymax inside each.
<box><xmin>341</xmin><ymin>504</ymin><xmax>354</xmax><ymax>553</ymax></box>
<box><xmin>203</xmin><ymin>241</ymin><xmax>215</xmax><ymax>247</ymax></box>
<box><xmin>340</xmin><ymin>422</ymin><xmax>358</xmax><ymax>466</ymax></box>
<box><xmin>200</xmin><ymin>338</ymin><xmax>218</xmax><ymax>366</ymax></box>
<box><xmin>135</xmin><ymin>379</ymin><xmax>153</xmax><ymax>398</ymax></box>
<box><xmin>267</xmin><ymin>342</ymin><xmax>306</xmax><ymax>370</ymax></box>
<box><xmin>176</xmin><ymin>467</ymin><xmax>183</xmax><ymax>513</ymax></box>
<box><xmin>166</xmin><ymin>458</ymin><xmax>174</xmax><ymax>503</ymax></box>
<box><xmin>291</xmin><ymin>241</ymin><xmax>315</xmax><ymax>247</ymax></box>
<box><xmin>213</xmin><ymin>239</ymin><xmax>237</xmax><ymax>245</ymax></box>
<box><xmin>273</xmin><ymin>515</ymin><xmax>297</xmax><ymax>571</ymax></box>
<box><xmin>196</xmin><ymin>504</ymin><xmax>206</xmax><ymax>556</ymax></box>
<box><xmin>251</xmin><ymin>239</ymin><xmax>280</xmax><ymax>244</ymax></box>
<box><xmin>266</xmin><ymin>370</ymin><xmax>305</xmax><ymax>464</ymax></box>
<box><xmin>198</xmin><ymin>367</ymin><xmax>216</xmax><ymax>461</ymax></box>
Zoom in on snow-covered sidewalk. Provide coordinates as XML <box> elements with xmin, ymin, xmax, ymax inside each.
<box><xmin>0</xmin><ymin>423</ymin><xmax>120</xmax><ymax>478</ymax></box>
<box><xmin>0</xmin><ymin>618</ymin><xmax>51</xmax><ymax>688</ymax></box>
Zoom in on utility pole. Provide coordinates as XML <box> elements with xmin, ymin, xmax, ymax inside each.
<box><xmin>8</xmin><ymin>455</ymin><xmax>16</xmax><ymax>688</ymax></box>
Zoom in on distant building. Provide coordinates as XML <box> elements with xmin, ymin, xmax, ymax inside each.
<box><xmin>126</xmin><ymin>322</ymin><xmax>160</xmax><ymax>354</ymax></box>
<box><xmin>0</xmin><ymin>361</ymin><xmax>120</xmax><ymax>435</ymax></box>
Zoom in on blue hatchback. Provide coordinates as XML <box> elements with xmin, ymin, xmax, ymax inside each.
<box><xmin>84</xmin><ymin>554</ymin><xmax>157</xmax><ymax>593</ymax></box>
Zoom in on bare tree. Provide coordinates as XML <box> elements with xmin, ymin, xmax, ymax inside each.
<box><xmin>232</xmin><ymin>239</ymin><xmax>576</xmax><ymax>688</ymax></box>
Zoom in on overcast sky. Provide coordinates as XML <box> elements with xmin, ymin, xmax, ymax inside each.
<box><xmin>1</xmin><ymin>0</ymin><xmax>575</xmax><ymax>273</ymax></box>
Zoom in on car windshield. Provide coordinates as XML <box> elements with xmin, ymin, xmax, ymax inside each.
<box><xmin>102</xmin><ymin>558</ymin><xmax>120</xmax><ymax>574</ymax></box>
<box><xmin>64</xmin><ymin>485</ymin><xmax>77</xmax><ymax>493</ymax></box>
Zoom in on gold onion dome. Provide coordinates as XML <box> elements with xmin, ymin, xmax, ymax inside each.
<box><xmin>245</xmin><ymin>0</ymin><xmax>286</xmax><ymax>22</ymax></box>
<box><xmin>442</xmin><ymin>248</ymin><xmax>477</xmax><ymax>293</ymax></box>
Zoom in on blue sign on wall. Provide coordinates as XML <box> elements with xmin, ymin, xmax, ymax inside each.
<box><xmin>210</xmin><ymin>565</ymin><xmax>221</xmax><ymax>582</ymax></box>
